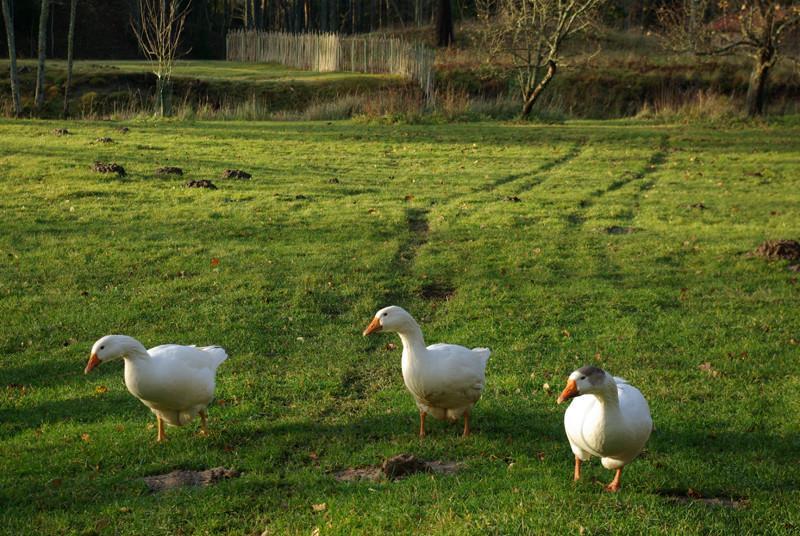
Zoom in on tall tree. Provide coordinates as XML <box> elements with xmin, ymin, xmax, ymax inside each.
<box><xmin>479</xmin><ymin>0</ymin><xmax>606</xmax><ymax>117</ymax></box>
<box><xmin>436</xmin><ymin>0</ymin><xmax>454</xmax><ymax>46</ymax></box>
<box><xmin>35</xmin><ymin>0</ymin><xmax>50</xmax><ymax>110</ymax></box>
<box><xmin>660</xmin><ymin>0</ymin><xmax>800</xmax><ymax>117</ymax></box>
<box><xmin>131</xmin><ymin>0</ymin><xmax>189</xmax><ymax>116</ymax></box>
<box><xmin>63</xmin><ymin>0</ymin><xmax>78</xmax><ymax>117</ymax></box>
<box><xmin>1</xmin><ymin>0</ymin><xmax>21</xmax><ymax>116</ymax></box>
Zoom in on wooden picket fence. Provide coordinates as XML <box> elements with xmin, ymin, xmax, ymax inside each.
<box><xmin>226</xmin><ymin>30</ymin><xmax>435</xmax><ymax>98</ymax></box>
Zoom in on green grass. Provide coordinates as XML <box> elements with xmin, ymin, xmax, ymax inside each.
<box><xmin>1</xmin><ymin>117</ymin><xmax>799</xmax><ymax>534</ymax></box>
<box><xmin>12</xmin><ymin>59</ymin><xmax>396</xmax><ymax>83</ymax></box>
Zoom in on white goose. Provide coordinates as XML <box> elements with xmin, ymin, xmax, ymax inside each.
<box><xmin>557</xmin><ymin>366</ymin><xmax>652</xmax><ymax>491</ymax></box>
<box><xmin>85</xmin><ymin>335</ymin><xmax>228</xmax><ymax>442</ymax></box>
<box><xmin>363</xmin><ymin>306</ymin><xmax>490</xmax><ymax>438</ymax></box>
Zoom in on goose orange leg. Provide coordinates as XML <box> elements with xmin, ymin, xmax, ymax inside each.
<box><xmin>462</xmin><ymin>410</ymin><xmax>471</xmax><ymax>437</ymax></box>
<box><xmin>419</xmin><ymin>411</ymin><xmax>427</xmax><ymax>438</ymax></box>
<box><xmin>199</xmin><ymin>410</ymin><xmax>209</xmax><ymax>436</ymax></box>
<box><xmin>156</xmin><ymin>415</ymin><xmax>166</xmax><ymax>442</ymax></box>
<box><xmin>574</xmin><ymin>457</ymin><xmax>582</xmax><ymax>481</ymax></box>
<box><xmin>605</xmin><ymin>468</ymin><xmax>622</xmax><ymax>492</ymax></box>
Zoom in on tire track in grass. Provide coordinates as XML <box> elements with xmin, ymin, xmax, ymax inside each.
<box><xmin>559</xmin><ymin>135</ymin><xmax>671</xmax><ymax>293</ymax></box>
<box><xmin>333</xmin><ymin>207</ymin><xmax>430</xmax><ymax>403</ymax></box>
<box><xmin>565</xmin><ymin>134</ymin><xmax>669</xmax><ymax>228</ymax></box>
<box><xmin>437</xmin><ymin>138</ymin><xmax>588</xmax><ymax>210</ymax></box>
<box><xmin>508</xmin><ymin>139</ymin><xmax>587</xmax><ymax>197</ymax></box>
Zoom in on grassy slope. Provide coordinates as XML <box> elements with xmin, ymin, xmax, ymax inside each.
<box><xmin>16</xmin><ymin>59</ymin><xmax>396</xmax><ymax>83</ymax></box>
<box><xmin>1</xmin><ymin>61</ymin><xmax>405</xmax><ymax>117</ymax></box>
<box><xmin>0</xmin><ymin>118</ymin><xmax>799</xmax><ymax>534</ymax></box>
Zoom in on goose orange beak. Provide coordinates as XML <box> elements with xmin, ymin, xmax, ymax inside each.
<box><xmin>557</xmin><ymin>379</ymin><xmax>579</xmax><ymax>404</ymax></box>
<box><xmin>362</xmin><ymin>317</ymin><xmax>382</xmax><ymax>336</ymax></box>
<box><xmin>84</xmin><ymin>353</ymin><xmax>101</xmax><ymax>374</ymax></box>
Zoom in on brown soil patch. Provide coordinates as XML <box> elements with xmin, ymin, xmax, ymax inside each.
<box><xmin>115</xmin><ymin>126</ymin><xmax>130</xmax><ymax>134</ymax></box>
<box><xmin>187</xmin><ymin>180</ymin><xmax>217</xmax><ymax>190</ymax></box>
<box><xmin>328</xmin><ymin>178</ymin><xmax>340</xmax><ymax>184</ymax></box>
<box><xmin>91</xmin><ymin>161</ymin><xmax>126</xmax><ymax>177</ymax></box>
<box><xmin>606</xmin><ymin>226</ymin><xmax>638</xmax><ymax>235</ymax></box>
<box><xmin>334</xmin><ymin>454</ymin><xmax>460</xmax><ymax>482</ymax></box>
<box><xmin>156</xmin><ymin>166</ymin><xmax>183</xmax><ymax>176</ymax></box>
<box><xmin>751</xmin><ymin>240</ymin><xmax>800</xmax><ymax>261</ymax></box>
<box><xmin>221</xmin><ymin>169</ymin><xmax>252</xmax><ymax>180</ymax></box>
<box><xmin>658</xmin><ymin>489</ymin><xmax>749</xmax><ymax>509</ymax></box>
<box><xmin>143</xmin><ymin>467</ymin><xmax>239</xmax><ymax>492</ymax></box>
<box><xmin>419</xmin><ymin>282</ymin><xmax>455</xmax><ymax>301</ymax></box>
<box><xmin>95</xmin><ymin>137</ymin><xmax>113</xmax><ymax>144</ymax></box>
<box><xmin>505</xmin><ymin>196</ymin><xmax>522</xmax><ymax>203</ymax></box>
<box><xmin>52</xmin><ymin>128</ymin><xmax>70</xmax><ymax>136</ymax></box>
<box><xmin>689</xmin><ymin>203</ymin><xmax>707</xmax><ymax>210</ymax></box>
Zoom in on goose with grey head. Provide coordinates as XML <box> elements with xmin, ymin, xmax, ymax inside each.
<box><xmin>557</xmin><ymin>366</ymin><xmax>652</xmax><ymax>492</ymax></box>
<box><xmin>363</xmin><ymin>306</ymin><xmax>490</xmax><ymax>438</ymax></box>
<box><xmin>85</xmin><ymin>335</ymin><xmax>228</xmax><ymax>442</ymax></box>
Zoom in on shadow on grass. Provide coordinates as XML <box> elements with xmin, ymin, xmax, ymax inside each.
<box><xmin>0</xmin><ymin>393</ymin><xmax>134</xmax><ymax>437</ymax></box>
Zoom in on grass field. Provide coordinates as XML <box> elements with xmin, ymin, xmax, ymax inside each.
<box><xmin>1</xmin><ymin>117</ymin><xmax>799</xmax><ymax>534</ymax></box>
<box><xmin>11</xmin><ymin>59</ymin><xmax>396</xmax><ymax>84</ymax></box>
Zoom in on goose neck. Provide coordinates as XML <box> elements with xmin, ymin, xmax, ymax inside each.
<box><xmin>397</xmin><ymin>321</ymin><xmax>427</xmax><ymax>358</ymax></box>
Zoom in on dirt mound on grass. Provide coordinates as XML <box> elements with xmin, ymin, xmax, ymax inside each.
<box><xmin>91</xmin><ymin>161</ymin><xmax>126</xmax><ymax>176</ymax></box>
<box><xmin>143</xmin><ymin>467</ymin><xmax>239</xmax><ymax>492</ymax></box>
<box><xmin>187</xmin><ymin>180</ymin><xmax>217</xmax><ymax>190</ymax></box>
<box><xmin>52</xmin><ymin>128</ymin><xmax>70</xmax><ymax>136</ymax></box>
<box><xmin>95</xmin><ymin>137</ymin><xmax>113</xmax><ymax>144</ymax></box>
<box><xmin>752</xmin><ymin>240</ymin><xmax>800</xmax><ymax>261</ymax></box>
<box><xmin>221</xmin><ymin>169</ymin><xmax>252</xmax><ymax>180</ymax></box>
<box><xmin>156</xmin><ymin>166</ymin><xmax>183</xmax><ymax>176</ymax></box>
<box><xmin>335</xmin><ymin>454</ymin><xmax>460</xmax><ymax>482</ymax></box>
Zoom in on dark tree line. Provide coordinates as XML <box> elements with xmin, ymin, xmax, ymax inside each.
<box><xmin>1</xmin><ymin>0</ymin><xmax>676</xmax><ymax>60</ymax></box>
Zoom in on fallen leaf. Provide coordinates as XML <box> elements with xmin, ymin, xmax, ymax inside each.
<box><xmin>542</xmin><ymin>383</ymin><xmax>551</xmax><ymax>392</ymax></box>
<box><xmin>50</xmin><ymin>478</ymin><xmax>62</xmax><ymax>488</ymax></box>
<box><xmin>81</xmin><ymin>433</ymin><xmax>91</xmax><ymax>442</ymax></box>
<box><xmin>698</xmin><ymin>362</ymin><xmax>720</xmax><ymax>377</ymax></box>
<box><xmin>210</xmin><ymin>258</ymin><xmax>220</xmax><ymax>267</ymax></box>
<box><xmin>562</xmin><ymin>329</ymin><xmax>571</xmax><ymax>338</ymax></box>
<box><xmin>537</xmin><ymin>452</ymin><xmax>545</xmax><ymax>461</ymax></box>
<box><xmin>312</xmin><ymin>503</ymin><xmax>327</xmax><ymax>512</ymax></box>
<box><xmin>384</xmin><ymin>342</ymin><xmax>398</xmax><ymax>351</ymax></box>
<box><xmin>95</xmin><ymin>385</ymin><xmax>108</xmax><ymax>394</ymax></box>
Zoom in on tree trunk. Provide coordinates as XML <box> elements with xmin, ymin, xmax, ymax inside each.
<box><xmin>156</xmin><ymin>77</ymin><xmax>172</xmax><ymax>117</ymax></box>
<box><xmin>745</xmin><ymin>49</ymin><xmax>773</xmax><ymax>117</ymax></box>
<box><xmin>1</xmin><ymin>0</ymin><xmax>21</xmax><ymax>116</ymax></box>
<box><xmin>63</xmin><ymin>0</ymin><xmax>78</xmax><ymax>117</ymax></box>
<box><xmin>521</xmin><ymin>60</ymin><xmax>556</xmax><ymax>118</ymax></box>
<box><xmin>435</xmin><ymin>0</ymin><xmax>454</xmax><ymax>47</ymax></box>
<box><xmin>35</xmin><ymin>0</ymin><xmax>50</xmax><ymax>110</ymax></box>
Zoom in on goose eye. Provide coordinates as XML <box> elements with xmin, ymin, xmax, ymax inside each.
<box><xmin>382</xmin><ymin>312</ymin><xmax>388</xmax><ymax>317</ymax></box>
<box><xmin>100</xmin><ymin>345</ymin><xmax>105</xmax><ymax>350</ymax></box>
<box><xmin>580</xmin><ymin>376</ymin><xmax>586</xmax><ymax>380</ymax></box>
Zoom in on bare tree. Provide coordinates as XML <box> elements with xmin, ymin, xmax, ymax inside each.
<box><xmin>478</xmin><ymin>0</ymin><xmax>606</xmax><ymax>117</ymax></box>
<box><xmin>659</xmin><ymin>1</ymin><xmax>800</xmax><ymax>117</ymax></box>
<box><xmin>131</xmin><ymin>0</ymin><xmax>189</xmax><ymax>116</ymax></box>
<box><xmin>63</xmin><ymin>0</ymin><xmax>78</xmax><ymax>117</ymax></box>
<box><xmin>1</xmin><ymin>0</ymin><xmax>21</xmax><ymax>116</ymax></box>
<box><xmin>35</xmin><ymin>0</ymin><xmax>50</xmax><ymax>110</ymax></box>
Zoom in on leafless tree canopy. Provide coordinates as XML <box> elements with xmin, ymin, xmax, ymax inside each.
<box><xmin>478</xmin><ymin>0</ymin><xmax>605</xmax><ymax>117</ymax></box>
<box><xmin>131</xmin><ymin>0</ymin><xmax>189</xmax><ymax>83</ymax></box>
<box><xmin>659</xmin><ymin>0</ymin><xmax>800</xmax><ymax>116</ymax></box>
